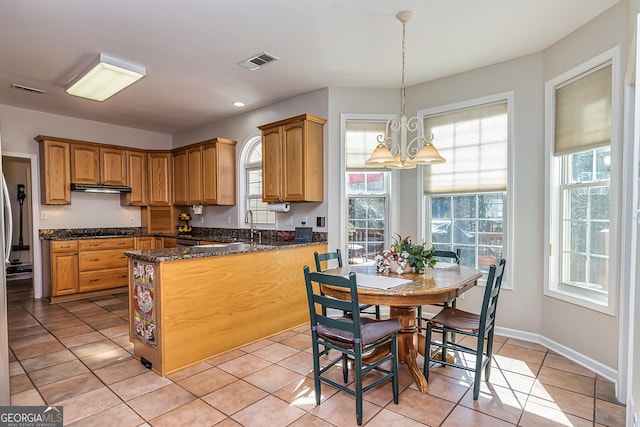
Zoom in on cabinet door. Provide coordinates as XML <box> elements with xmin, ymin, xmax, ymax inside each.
<box><xmin>38</xmin><ymin>139</ymin><xmax>71</xmax><ymax>205</ymax></box>
<box><xmin>148</xmin><ymin>152</ymin><xmax>172</xmax><ymax>206</ymax></box>
<box><xmin>70</xmin><ymin>143</ymin><xmax>100</xmax><ymax>184</ymax></box>
<box><xmin>173</xmin><ymin>149</ymin><xmax>188</xmax><ymax>206</ymax></box>
<box><xmin>261</xmin><ymin>127</ymin><xmax>283</xmax><ymax>202</ymax></box>
<box><xmin>202</xmin><ymin>143</ymin><xmax>218</xmax><ymax>205</ymax></box>
<box><xmin>282</xmin><ymin>121</ymin><xmax>306</xmax><ymax>201</ymax></box>
<box><xmin>100</xmin><ymin>147</ymin><xmax>127</xmax><ymax>186</ymax></box>
<box><xmin>187</xmin><ymin>146</ymin><xmax>203</xmax><ymax>205</ymax></box>
<box><xmin>51</xmin><ymin>252</ymin><xmax>78</xmax><ymax>296</ymax></box>
<box><xmin>123</xmin><ymin>150</ymin><xmax>147</xmax><ymax>206</ymax></box>
<box><xmin>216</xmin><ymin>141</ymin><xmax>236</xmax><ymax>205</ymax></box>
<box><xmin>153</xmin><ymin>237</ymin><xmax>164</xmax><ymax>249</ymax></box>
<box><xmin>136</xmin><ymin>237</ymin><xmax>154</xmax><ymax>250</ymax></box>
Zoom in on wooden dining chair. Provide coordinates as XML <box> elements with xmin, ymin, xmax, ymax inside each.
<box><xmin>423</xmin><ymin>258</ymin><xmax>506</xmax><ymax>399</ymax></box>
<box><xmin>303</xmin><ymin>266</ymin><xmax>401</xmax><ymax>425</ymax></box>
<box><xmin>314</xmin><ymin>249</ymin><xmax>381</xmax><ymax>319</ymax></box>
<box><xmin>416</xmin><ymin>249</ymin><xmax>461</xmax><ymax>328</ymax></box>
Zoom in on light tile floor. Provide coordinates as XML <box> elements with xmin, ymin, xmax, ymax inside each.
<box><xmin>7</xmin><ymin>280</ymin><xmax>626</xmax><ymax>426</ymax></box>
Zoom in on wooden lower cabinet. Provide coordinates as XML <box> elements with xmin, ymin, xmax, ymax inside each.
<box><xmin>136</xmin><ymin>237</ymin><xmax>155</xmax><ymax>250</ymax></box>
<box><xmin>50</xmin><ymin>242</ymin><xmax>79</xmax><ymax>296</ymax></box>
<box><xmin>43</xmin><ymin>237</ymin><xmax>135</xmax><ymax>302</ymax></box>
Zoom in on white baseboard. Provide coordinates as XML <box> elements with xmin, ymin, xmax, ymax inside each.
<box><xmin>495</xmin><ymin>326</ymin><xmax>618</xmax><ymax>384</ymax></box>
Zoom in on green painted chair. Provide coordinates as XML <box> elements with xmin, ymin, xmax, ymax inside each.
<box><xmin>423</xmin><ymin>258</ymin><xmax>506</xmax><ymax>400</ymax></box>
<box><xmin>416</xmin><ymin>249</ymin><xmax>461</xmax><ymax>328</ymax></box>
<box><xmin>314</xmin><ymin>249</ymin><xmax>381</xmax><ymax>319</ymax></box>
<box><xmin>303</xmin><ymin>266</ymin><xmax>400</xmax><ymax>425</ymax></box>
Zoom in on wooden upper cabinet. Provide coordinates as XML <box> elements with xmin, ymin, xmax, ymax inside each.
<box><xmin>70</xmin><ymin>143</ymin><xmax>100</xmax><ymax>184</ymax></box>
<box><xmin>100</xmin><ymin>147</ymin><xmax>127</xmax><ymax>186</ymax></box>
<box><xmin>35</xmin><ymin>136</ymin><xmax>71</xmax><ymax>205</ymax></box>
<box><xmin>258</xmin><ymin>114</ymin><xmax>326</xmax><ymax>202</ymax></box>
<box><xmin>202</xmin><ymin>138</ymin><xmax>237</xmax><ymax>205</ymax></box>
<box><xmin>172</xmin><ymin>149</ymin><xmax>188</xmax><ymax>206</ymax></box>
<box><xmin>172</xmin><ymin>138</ymin><xmax>237</xmax><ymax>206</ymax></box>
<box><xmin>187</xmin><ymin>146</ymin><xmax>203</xmax><ymax>205</ymax></box>
<box><xmin>122</xmin><ymin>150</ymin><xmax>147</xmax><ymax>206</ymax></box>
<box><xmin>70</xmin><ymin>143</ymin><xmax>127</xmax><ymax>186</ymax></box>
<box><xmin>148</xmin><ymin>152</ymin><xmax>172</xmax><ymax>206</ymax></box>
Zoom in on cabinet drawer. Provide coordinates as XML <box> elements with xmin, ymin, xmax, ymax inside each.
<box><xmin>79</xmin><ymin>249</ymin><xmax>129</xmax><ymax>271</ymax></box>
<box><xmin>51</xmin><ymin>240</ymin><xmax>78</xmax><ymax>252</ymax></box>
<box><xmin>79</xmin><ymin>268</ymin><xmax>128</xmax><ymax>292</ymax></box>
<box><xmin>78</xmin><ymin>237</ymin><xmax>135</xmax><ymax>251</ymax></box>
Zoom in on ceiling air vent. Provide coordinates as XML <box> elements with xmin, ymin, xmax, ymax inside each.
<box><xmin>10</xmin><ymin>83</ymin><xmax>45</xmax><ymax>94</ymax></box>
<box><xmin>238</xmin><ymin>51</ymin><xmax>279</xmax><ymax>71</ymax></box>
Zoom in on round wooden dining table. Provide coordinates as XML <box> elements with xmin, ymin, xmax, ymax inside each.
<box><xmin>320</xmin><ymin>264</ymin><xmax>483</xmax><ymax>393</ymax></box>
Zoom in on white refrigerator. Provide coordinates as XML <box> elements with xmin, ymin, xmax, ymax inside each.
<box><xmin>1</xmin><ymin>140</ymin><xmax>11</xmax><ymax>404</ymax></box>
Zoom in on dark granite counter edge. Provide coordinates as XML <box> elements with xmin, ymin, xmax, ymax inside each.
<box><xmin>125</xmin><ymin>241</ymin><xmax>326</xmax><ymax>263</ymax></box>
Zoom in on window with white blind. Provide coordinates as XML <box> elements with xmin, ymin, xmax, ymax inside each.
<box><xmin>419</xmin><ymin>93</ymin><xmax>511</xmax><ymax>280</ymax></box>
<box><xmin>344</xmin><ymin>119</ymin><xmax>391</xmax><ymax>264</ymax></box>
<box><xmin>244</xmin><ymin>136</ymin><xmax>275</xmax><ymax>225</ymax></box>
<box><xmin>545</xmin><ymin>47</ymin><xmax>619</xmax><ymax>314</ymax></box>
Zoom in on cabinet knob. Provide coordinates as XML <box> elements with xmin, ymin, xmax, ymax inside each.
<box><xmin>90</xmin><ymin>258</ymin><xmax>100</xmax><ymax>262</ymax></box>
<box><xmin>119</xmin><ymin>275</ymin><xmax>127</xmax><ymax>278</ymax></box>
<box><xmin>90</xmin><ymin>278</ymin><xmax>99</xmax><ymax>283</ymax></box>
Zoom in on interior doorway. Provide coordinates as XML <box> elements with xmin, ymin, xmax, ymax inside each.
<box><xmin>2</xmin><ymin>153</ymin><xmax>40</xmax><ymax>299</ymax></box>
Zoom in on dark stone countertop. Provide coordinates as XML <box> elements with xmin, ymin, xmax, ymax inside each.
<box><xmin>125</xmin><ymin>240</ymin><xmax>326</xmax><ymax>263</ymax></box>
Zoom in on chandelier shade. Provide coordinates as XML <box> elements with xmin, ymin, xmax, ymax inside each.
<box><xmin>365</xmin><ymin>10</ymin><xmax>445</xmax><ymax>169</ymax></box>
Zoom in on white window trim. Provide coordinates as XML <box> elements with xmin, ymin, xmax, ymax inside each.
<box><xmin>544</xmin><ymin>46</ymin><xmax>621</xmax><ymax>315</ymax></box>
<box><xmin>239</xmin><ymin>134</ymin><xmax>276</xmax><ymax>229</ymax></box>
<box><xmin>340</xmin><ymin>113</ymin><xmax>399</xmax><ymax>255</ymax></box>
<box><xmin>417</xmin><ymin>91</ymin><xmax>515</xmax><ymax>289</ymax></box>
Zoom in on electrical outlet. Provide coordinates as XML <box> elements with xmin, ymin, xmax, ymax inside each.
<box><xmin>40</xmin><ymin>211</ymin><xmax>48</xmax><ymax>220</ymax></box>
<box><xmin>129</xmin><ymin>216</ymin><xmax>135</xmax><ymax>224</ymax></box>
<box><xmin>227</xmin><ymin>215</ymin><xmax>232</xmax><ymax>225</ymax></box>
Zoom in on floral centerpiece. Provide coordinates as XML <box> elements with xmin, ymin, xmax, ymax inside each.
<box><xmin>375</xmin><ymin>234</ymin><xmax>437</xmax><ymax>274</ymax></box>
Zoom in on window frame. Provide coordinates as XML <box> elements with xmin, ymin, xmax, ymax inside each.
<box><xmin>242</xmin><ymin>135</ymin><xmax>275</xmax><ymax>228</ymax></box>
<box><xmin>418</xmin><ymin>92</ymin><xmax>514</xmax><ymax>289</ymax></box>
<box><xmin>544</xmin><ymin>46</ymin><xmax>621</xmax><ymax>315</ymax></box>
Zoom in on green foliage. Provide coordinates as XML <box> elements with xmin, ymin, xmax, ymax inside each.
<box><xmin>390</xmin><ymin>234</ymin><xmax>436</xmax><ymax>271</ymax></box>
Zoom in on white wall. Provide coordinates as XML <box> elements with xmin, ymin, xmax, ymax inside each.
<box><xmin>0</xmin><ymin>104</ymin><xmax>171</xmax><ymax>229</ymax></box>
<box><xmin>173</xmin><ymin>89</ymin><xmax>330</xmax><ymax>231</ymax></box>
<box><xmin>540</xmin><ymin>2</ymin><xmax>625</xmax><ymax>370</ymax></box>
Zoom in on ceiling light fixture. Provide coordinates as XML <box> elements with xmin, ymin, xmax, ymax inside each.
<box><xmin>232</xmin><ymin>101</ymin><xmax>246</xmax><ymax>107</ymax></box>
<box><xmin>65</xmin><ymin>54</ymin><xmax>145</xmax><ymax>102</ymax></box>
<box><xmin>365</xmin><ymin>10</ymin><xmax>445</xmax><ymax>169</ymax></box>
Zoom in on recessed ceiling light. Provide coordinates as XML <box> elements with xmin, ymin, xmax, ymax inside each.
<box><xmin>232</xmin><ymin>101</ymin><xmax>245</xmax><ymax>107</ymax></box>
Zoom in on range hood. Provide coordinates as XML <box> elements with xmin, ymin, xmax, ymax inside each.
<box><xmin>71</xmin><ymin>183</ymin><xmax>132</xmax><ymax>193</ymax></box>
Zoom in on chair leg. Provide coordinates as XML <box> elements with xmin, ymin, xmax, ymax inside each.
<box><xmin>354</xmin><ymin>346</ymin><xmax>363</xmax><ymax>426</ymax></box>
<box><xmin>441</xmin><ymin>329</ymin><xmax>448</xmax><ymax>365</ymax></box>
<box><xmin>473</xmin><ymin>334</ymin><xmax>486</xmax><ymax>400</ymax></box>
<box><xmin>484</xmin><ymin>330</ymin><xmax>495</xmax><ymax>381</ymax></box>
<box><xmin>375</xmin><ymin>305</ymin><xmax>381</xmax><ymax>320</ymax></box>
<box><xmin>342</xmin><ymin>353</ymin><xmax>349</xmax><ymax>383</ymax></box>
<box><xmin>311</xmin><ymin>334</ymin><xmax>322</xmax><ymax>405</ymax></box>
<box><xmin>423</xmin><ymin>322</ymin><xmax>432</xmax><ymax>382</ymax></box>
<box><xmin>392</xmin><ymin>334</ymin><xmax>399</xmax><ymax>404</ymax></box>
<box><xmin>417</xmin><ymin>306</ymin><xmax>423</xmax><ymax>328</ymax></box>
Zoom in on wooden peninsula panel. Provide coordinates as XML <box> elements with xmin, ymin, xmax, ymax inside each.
<box><xmin>130</xmin><ymin>243</ymin><xmax>325</xmax><ymax>376</ymax></box>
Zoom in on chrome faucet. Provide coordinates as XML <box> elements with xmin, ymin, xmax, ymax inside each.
<box><xmin>245</xmin><ymin>210</ymin><xmax>260</xmax><ymax>243</ymax></box>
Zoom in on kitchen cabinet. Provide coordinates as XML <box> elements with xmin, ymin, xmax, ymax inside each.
<box><xmin>163</xmin><ymin>237</ymin><xmax>177</xmax><ymax>248</ymax></box>
<box><xmin>135</xmin><ymin>237</ymin><xmax>155</xmax><ymax>250</ymax></box>
<box><xmin>78</xmin><ymin>237</ymin><xmax>133</xmax><ymax>293</ymax></box>
<box><xmin>202</xmin><ymin>138</ymin><xmax>236</xmax><ymax>205</ymax></box>
<box><xmin>258</xmin><ymin>114</ymin><xmax>326</xmax><ymax>202</ymax></box>
<box><xmin>70</xmin><ymin>143</ymin><xmax>127</xmax><ymax>186</ymax></box>
<box><xmin>187</xmin><ymin>146</ymin><xmax>203</xmax><ymax>205</ymax></box>
<box><xmin>154</xmin><ymin>237</ymin><xmax>164</xmax><ymax>249</ymax></box>
<box><xmin>172</xmin><ymin>149</ymin><xmax>188</xmax><ymax>206</ymax></box>
<box><xmin>122</xmin><ymin>150</ymin><xmax>148</xmax><ymax>206</ymax></box>
<box><xmin>172</xmin><ymin>138</ymin><xmax>236</xmax><ymax>206</ymax></box>
<box><xmin>50</xmin><ymin>240</ymin><xmax>78</xmax><ymax>296</ymax></box>
<box><xmin>148</xmin><ymin>151</ymin><xmax>172</xmax><ymax>206</ymax></box>
<box><xmin>35</xmin><ymin>136</ymin><xmax>71</xmax><ymax>205</ymax></box>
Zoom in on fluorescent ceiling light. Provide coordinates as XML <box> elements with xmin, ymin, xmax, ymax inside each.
<box><xmin>66</xmin><ymin>54</ymin><xmax>145</xmax><ymax>101</ymax></box>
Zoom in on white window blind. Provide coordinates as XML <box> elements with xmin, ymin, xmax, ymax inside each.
<box><xmin>423</xmin><ymin>102</ymin><xmax>508</xmax><ymax>194</ymax></box>
<box><xmin>554</xmin><ymin>63</ymin><xmax>612</xmax><ymax>156</ymax></box>
<box><xmin>345</xmin><ymin>121</ymin><xmax>387</xmax><ymax>169</ymax></box>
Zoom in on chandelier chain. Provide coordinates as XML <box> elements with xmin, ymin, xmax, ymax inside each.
<box><xmin>401</xmin><ymin>19</ymin><xmax>407</xmax><ymax>117</ymax></box>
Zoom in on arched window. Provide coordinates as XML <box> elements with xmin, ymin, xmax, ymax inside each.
<box><xmin>244</xmin><ymin>136</ymin><xmax>275</xmax><ymax>225</ymax></box>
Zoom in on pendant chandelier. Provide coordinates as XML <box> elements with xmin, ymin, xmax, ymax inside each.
<box><xmin>365</xmin><ymin>10</ymin><xmax>445</xmax><ymax>169</ymax></box>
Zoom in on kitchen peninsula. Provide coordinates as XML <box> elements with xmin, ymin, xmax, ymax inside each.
<box><xmin>125</xmin><ymin>240</ymin><xmax>326</xmax><ymax>376</ymax></box>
